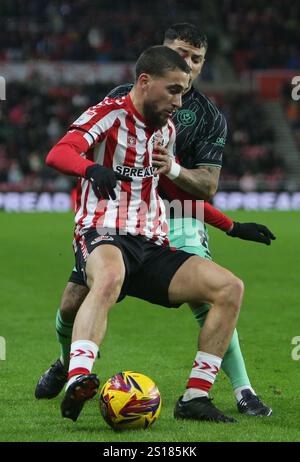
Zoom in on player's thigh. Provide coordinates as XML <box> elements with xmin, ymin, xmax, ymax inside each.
<box><xmin>168</xmin><ymin>255</ymin><xmax>236</xmax><ymax>305</ymax></box>
<box><xmin>85</xmin><ymin>244</ymin><xmax>126</xmax><ymax>290</ymax></box>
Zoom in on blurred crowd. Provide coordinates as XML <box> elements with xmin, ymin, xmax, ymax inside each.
<box><xmin>221</xmin><ymin>0</ymin><xmax>300</xmax><ymax>73</ymax></box>
<box><xmin>0</xmin><ymin>82</ymin><xmax>287</xmax><ymax>192</ymax></box>
<box><xmin>0</xmin><ymin>0</ymin><xmax>214</xmax><ymax>65</ymax></box>
<box><xmin>0</xmin><ymin>81</ymin><xmax>112</xmax><ymax>191</ymax></box>
<box><xmin>282</xmin><ymin>82</ymin><xmax>300</xmax><ymax>150</ymax></box>
<box><xmin>1</xmin><ymin>0</ymin><xmax>299</xmax><ymax>73</ymax></box>
<box><xmin>0</xmin><ymin>0</ymin><xmax>296</xmax><ymax>192</ymax></box>
<box><xmin>216</xmin><ymin>92</ymin><xmax>286</xmax><ymax>191</ymax></box>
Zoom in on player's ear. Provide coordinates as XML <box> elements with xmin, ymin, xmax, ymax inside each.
<box><xmin>137</xmin><ymin>73</ymin><xmax>152</xmax><ymax>92</ymax></box>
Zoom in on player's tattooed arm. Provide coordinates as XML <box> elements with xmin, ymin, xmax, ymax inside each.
<box><xmin>152</xmin><ymin>146</ymin><xmax>220</xmax><ymax>200</ymax></box>
<box><xmin>173</xmin><ymin>164</ymin><xmax>220</xmax><ymax>200</ymax></box>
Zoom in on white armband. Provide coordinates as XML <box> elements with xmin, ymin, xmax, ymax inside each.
<box><xmin>166</xmin><ymin>159</ymin><xmax>181</xmax><ymax>180</ymax></box>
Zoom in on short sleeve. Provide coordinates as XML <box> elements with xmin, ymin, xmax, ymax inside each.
<box><xmin>193</xmin><ymin>111</ymin><xmax>227</xmax><ymax>168</ymax></box>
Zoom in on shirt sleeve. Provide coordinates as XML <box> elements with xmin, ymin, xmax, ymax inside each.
<box><xmin>46</xmin><ymin>99</ymin><xmax>120</xmax><ymax>176</ymax></box>
<box><xmin>159</xmin><ymin>175</ymin><xmax>233</xmax><ymax>231</ymax></box>
<box><xmin>69</xmin><ymin>99</ymin><xmax>121</xmax><ymax>147</ymax></box>
<box><xmin>45</xmin><ymin>136</ymin><xmax>95</xmax><ymax>177</ymax></box>
<box><xmin>193</xmin><ymin>110</ymin><xmax>227</xmax><ymax>168</ymax></box>
<box><xmin>203</xmin><ymin>201</ymin><xmax>233</xmax><ymax>231</ymax></box>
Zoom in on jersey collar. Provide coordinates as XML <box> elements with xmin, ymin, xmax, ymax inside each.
<box><xmin>125</xmin><ymin>94</ymin><xmax>145</xmax><ymax>124</ymax></box>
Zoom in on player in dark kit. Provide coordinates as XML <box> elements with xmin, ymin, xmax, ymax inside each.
<box><xmin>35</xmin><ymin>25</ymin><xmax>274</xmax><ymax>421</ymax></box>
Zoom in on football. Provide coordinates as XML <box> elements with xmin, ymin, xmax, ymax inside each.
<box><xmin>99</xmin><ymin>371</ymin><xmax>162</xmax><ymax>430</ymax></box>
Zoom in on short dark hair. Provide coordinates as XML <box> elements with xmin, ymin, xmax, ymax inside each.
<box><xmin>135</xmin><ymin>45</ymin><xmax>190</xmax><ymax>80</ymax></box>
<box><xmin>164</xmin><ymin>23</ymin><xmax>208</xmax><ymax>50</ymax></box>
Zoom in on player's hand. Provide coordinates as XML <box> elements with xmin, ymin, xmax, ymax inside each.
<box><xmin>227</xmin><ymin>222</ymin><xmax>276</xmax><ymax>245</ymax></box>
<box><xmin>152</xmin><ymin>145</ymin><xmax>172</xmax><ymax>175</ymax></box>
<box><xmin>85</xmin><ymin>164</ymin><xmax>132</xmax><ymax>200</ymax></box>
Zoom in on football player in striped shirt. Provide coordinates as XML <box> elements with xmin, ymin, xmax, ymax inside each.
<box><xmin>36</xmin><ymin>27</ymin><xmax>274</xmax><ymax>421</ymax></box>
<box><xmin>41</xmin><ymin>45</ymin><xmax>246</xmax><ymax>423</ymax></box>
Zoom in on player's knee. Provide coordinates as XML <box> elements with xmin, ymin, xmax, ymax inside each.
<box><xmin>104</xmin><ymin>269</ymin><xmax>124</xmax><ymax>291</ymax></box>
<box><xmin>231</xmin><ymin>276</ymin><xmax>244</xmax><ymax>309</ymax></box>
<box><xmin>90</xmin><ymin>268</ymin><xmax>124</xmax><ymax>303</ymax></box>
<box><xmin>228</xmin><ymin>275</ymin><xmax>244</xmax><ymax>312</ymax></box>
<box><xmin>219</xmin><ymin>275</ymin><xmax>244</xmax><ymax>314</ymax></box>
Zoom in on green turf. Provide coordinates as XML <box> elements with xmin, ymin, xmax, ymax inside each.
<box><xmin>1</xmin><ymin>211</ymin><xmax>300</xmax><ymax>442</ymax></box>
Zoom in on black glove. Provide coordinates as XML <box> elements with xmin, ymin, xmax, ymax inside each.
<box><xmin>227</xmin><ymin>222</ymin><xmax>276</xmax><ymax>245</ymax></box>
<box><xmin>85</xmin><ymin>164</ymin><xmax>132</xmax><ymax>200</ymax></box>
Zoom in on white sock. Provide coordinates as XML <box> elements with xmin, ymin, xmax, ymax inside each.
<box><xmin>182</xmin><ymin>388</ymin><xmax>208</xmax><ymax>401</ymax></box>
<box><xmin>66</xmin><ymin>340</ymin><xmax>98</xmax><ymax>389</ymax></box>
<box><xmin>234</xmin><ymin>386</ymin><xmax>256</xmax><ymax>402</ymax></box>
<box><xmin>182</xmin><ymin>351</ymin><xmax>222</xmax><ymax>402</ymax></box>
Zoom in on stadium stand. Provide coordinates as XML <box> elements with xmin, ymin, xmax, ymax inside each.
<box><xmin>1</xmin><ymin>0</ymin><xmax>299</xmax><ymax>70</ymax></box>
<box><xmin>0</xmin><ymin>0</ymin><xmax>299</xmax><ymax>192</ymax></box>
<box><xmin>220</xmin><ymin>0</ymin><xmax>300</xmax><ymax>73</ymax></box>
<box><xmin>282</xmin><ymin>82</ymin><xmax>300</xmax><ymax>149</ymax></box>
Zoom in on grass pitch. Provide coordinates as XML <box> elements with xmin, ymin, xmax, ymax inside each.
<box><xmin>1</xmin><ymin>211</ymin><xmax>300</xmax><ymax>442</ymax></box>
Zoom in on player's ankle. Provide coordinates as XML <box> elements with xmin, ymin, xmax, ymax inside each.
<box><xmin>59</xmin><ymin>356</ymin><xmax>69</xmax><ymax>371</ymax></box>
<box><xmin>182</xmin><ymin>388</ymin><xmax>208</xmax><ymax>401</ymax></box>
<box><xmin>234</xmin><ymin>385</ymin><xmax>256</xmax><ymax>402</ymax></box>
<box><xmin>66</xmin><ymin>374</ymin><xmax>85</xmax><ymax>390</ymax></box>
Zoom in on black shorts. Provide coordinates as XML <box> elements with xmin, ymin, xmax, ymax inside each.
<box><xmin>70</xmin><ymin>228</ymin><xmax>193</xmax><ymax>308</ymax></box>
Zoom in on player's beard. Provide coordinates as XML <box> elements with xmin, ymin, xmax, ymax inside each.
<box><xmin>143</xmin><ymin>100</ymin><xmax>168</xmax><ymax>130</ymax></box>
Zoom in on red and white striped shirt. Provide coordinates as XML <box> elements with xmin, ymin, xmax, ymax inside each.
<box><xmin>46</xmin><ymin>95</ymin><xmax>176</xmax><ymax>245</ymax></box>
